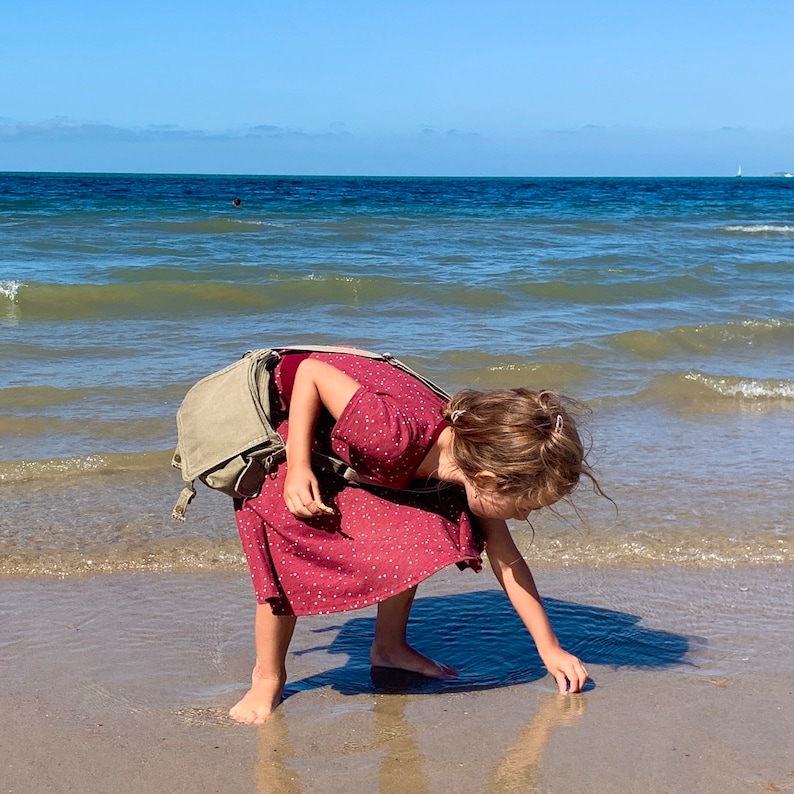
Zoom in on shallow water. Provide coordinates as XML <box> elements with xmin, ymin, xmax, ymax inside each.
<box><xmin>1</xmin><ymin>174</ymin><xmax>792</xmax><ymax>577</ymax></box>
<box><xmin>2</xmin><ymin>565</ymin><xmax>791</xmax><ymax>714</ymax></box>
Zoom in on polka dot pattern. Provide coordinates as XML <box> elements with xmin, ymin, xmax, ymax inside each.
<box><xmin>233</xmin><ymin>353</ymin><xmax>484</xmax><ymax>616</ymax></box>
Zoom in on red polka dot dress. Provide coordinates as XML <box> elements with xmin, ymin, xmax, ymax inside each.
<box><xmin>234</xmin><ymin>352</ymin><xmax>484</xmax><ymax>616</ymax></box>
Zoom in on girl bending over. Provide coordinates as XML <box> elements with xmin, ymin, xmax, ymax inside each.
<box><xmin>229</xmin><ymin>351</ymin><xmax>597</xmax><ymax>725</ymax></box>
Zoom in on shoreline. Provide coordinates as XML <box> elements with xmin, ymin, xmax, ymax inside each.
<box><xmin>3</xmin><ymin>565</ymin><xmax>791</xmax><ymax>793</ymax></box>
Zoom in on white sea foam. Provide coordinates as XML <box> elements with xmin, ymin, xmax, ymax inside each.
<box><xmin>0</xmin><ymin>454</ymin><xmax>108</xmax><ymax>483</ymax></box>
<box><xmin>231</xmin><ymin>219</ymin><xmax>286</xmax><ymax>228</ymax></box>
<box><xmin>684</xmin><ymin>372</ymin><xmax>794</xmax><ymax>400</ymax></box>
<box><xmin>722</xmin><ymin>224</ymin><xmax>794</xmax><ymax>234</ymax></box>
<box><xmin>0</xmin><ymin>280</ymin><xmax>21</xmax><ymax>301</ymax></box>
<box><xmin>301</xmin><ymin>274</ymin><xmax>359</xmax><ymax>283</ymax></box>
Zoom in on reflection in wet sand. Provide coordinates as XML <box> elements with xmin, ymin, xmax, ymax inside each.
<box><xmin>255</xmin><ymin>710</ymin><xmax>302</xmax><ymax>794</ymax></box>
<box><xmin>254</xmin><ymin>691</ymin><xmax>586</xmax><ymax>793</ymax></box>
<box><xmin>485</xmin><ymin>694</ymin><xmax>587</xmax><ymax>793</ymax></box>
<box><xmin>373</xmin><ymin>695</ymin><xmax>430</xmax><ymax>794</ymax></box>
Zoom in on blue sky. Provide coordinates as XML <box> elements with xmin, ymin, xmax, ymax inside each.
<box><xmin>1</xmin><ymin>0</ymin><xmax>792</xmax><ymax>176</ymax></box>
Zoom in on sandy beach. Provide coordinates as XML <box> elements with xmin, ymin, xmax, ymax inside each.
<box><xmin>2</xmin><ymin>564</ymin><xmax>791</xmax><ymax>794</ymax></box>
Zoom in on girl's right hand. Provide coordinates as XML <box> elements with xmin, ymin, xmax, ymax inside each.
<box><xmin>283</xmin><ymin>466</ymin><xmax>334</xmax><ymax>517</ymax></box>
<box><xmin>539</xmin><ymin>646</ymin><xmax>589</xmax><ymax>694</ymax></box>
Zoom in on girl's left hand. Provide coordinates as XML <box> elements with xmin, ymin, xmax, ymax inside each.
<box><xmin>540</xmin><ymin>646</ymin><xmax>589</xmax><ymax>693</ymax></box>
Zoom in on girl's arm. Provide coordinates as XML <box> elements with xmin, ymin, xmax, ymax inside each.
<box><xmin>479</xmin><ymin>516</ymin><xmax>589</xmax><ymax>693</ymax></box>
<box><xmin>283</xmin><ymin>359</ymin><xmax>361</xmax><ymax>518</ymax></box>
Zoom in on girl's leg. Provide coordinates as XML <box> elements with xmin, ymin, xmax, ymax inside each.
<box><xmin>229</xmin><ymin>603</ymin><xmax>297</xmax><ymax>725</ymax></box>
<box><xmin>370</xmin><ymin>586</ymin><xmax>456</xmax><ymax>678</ymax></box>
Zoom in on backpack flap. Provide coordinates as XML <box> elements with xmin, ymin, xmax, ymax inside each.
<box><xmin>173</xmin><ymin>349</ymin><xmax>282</xmax><ymax>517</ymax></box>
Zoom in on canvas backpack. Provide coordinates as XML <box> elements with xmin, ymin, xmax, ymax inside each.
<box><xmin>171</xmin><ymin>345</ymin><xmax>450</xmax><ymax>520</ymax></box>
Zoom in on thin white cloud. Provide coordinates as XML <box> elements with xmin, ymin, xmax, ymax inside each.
<box><xmin>0</xmin><ymin>118</ymin><xmax>355</xmax><ymax>142</ymax></box>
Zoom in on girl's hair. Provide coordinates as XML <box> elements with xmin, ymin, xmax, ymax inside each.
<box><xmin>442</xmin><ymin>388</ymin><xmax>602</xmax><ymax>508</ymax></box>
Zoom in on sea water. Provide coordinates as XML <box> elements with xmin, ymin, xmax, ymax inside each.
<box><xmin>1</xmin><ymin>173</ymin><xmax>792</xmax><ymax>577</ymax></box>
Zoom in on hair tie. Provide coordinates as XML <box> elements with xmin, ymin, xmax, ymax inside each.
<box><xmin>449</xmin><ymin>409</ymin><xmax>466</xmax><ymax>425</ymax></box>
<box><xmin>554</xmin><ymin>414</ymin><xmax>564</xmax><ymax>434</ymax></box>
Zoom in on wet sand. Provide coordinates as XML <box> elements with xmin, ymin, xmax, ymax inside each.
<box><xmin>2</xmin><ymin>565</ymin><xmax>792</xmax><ymax>793</ymax></box>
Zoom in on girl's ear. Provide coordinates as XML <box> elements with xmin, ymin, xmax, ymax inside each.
<box><xmin>472</xmin><ymin>470</ymin><xmax>498</xmax><ymax>488</ymax></box>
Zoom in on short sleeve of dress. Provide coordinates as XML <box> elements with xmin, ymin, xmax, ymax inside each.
<box><xmin>330</xmin><ymin>385</ymin><xmax>444</xmax><ymax>489</ymax></box>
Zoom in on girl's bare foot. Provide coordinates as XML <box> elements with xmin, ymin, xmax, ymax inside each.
<box><xmin>371</xmin><ymin>587</ymin><xmax>456</xmax><ymax>679</ymax></box>
<box><xmin>370</xmin><ymin>641</ymin><xmax>456</xmax><ymax>679</ymax></box>
<box><xmin>229</xmin><ymin>670</ymin><xmax>285</xmax><ymax>725</ymax></box>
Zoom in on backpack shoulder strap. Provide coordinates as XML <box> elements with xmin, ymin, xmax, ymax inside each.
<box><xmin>275</xmin><ymin>346</ymin><xmax>451</xmax><ymax>402</ymax></box>
<box><xmin>380</xmin><ymin>353</ymin><xmax>451</xmax><ymax>402</ymax></box>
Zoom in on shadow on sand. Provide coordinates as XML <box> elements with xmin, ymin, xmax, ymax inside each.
<box><xmin>284</xmin><ymin>590</ymin><xmax>691</xmax><ymax>698</ymax></box>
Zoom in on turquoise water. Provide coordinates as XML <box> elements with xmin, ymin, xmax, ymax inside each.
<box><xmin>1</xmin><ymin>173</ymin><xmax>792</xmax><ymax>575</ymax></box>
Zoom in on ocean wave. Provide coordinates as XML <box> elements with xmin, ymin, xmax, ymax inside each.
<box><xmin>683</xmin><ymin>372</ymin><xmax>794</xmax><ymax>401</ymax></box>
<box><xmin>13</xmin><ymin>272</ymin><xmax>773</xmax><ymax>324</ymax></box>
<box><xmin>522</xmin><ymin>531</ymin><xmax>791</xmax><ymax>567</ymax></box>
<box><xmin>149</xmin><ymin>218</ymin><xmax>283</xmax><ymax>234</ymax></box>
<box><xmin>3</xmin><ymin>280</ymin><xmax>279</xmax><ymax>320</ymax></box>
<box><xmin>0</xmin><ymin>276</ymin><xmax>512</xmax><ymax>321</ymax></box>
<box><xmin>0</xmin><ymin>530</ymin><xmax>788</xmax><ymax>579</ymax></box>
<box><xmin>0</xmin><ymin>536</ymin><xmax>246</xmax><ymax>578</ymax></box>
<box><xmin>611</xmin><ymin>318</ymin><xmax>794</xmax><ymax>358</ymax></box>
<box><xmin>721</xmin><ymin>224</ymin><xmax>794</xmax><ymax>234</ymax></box>
<box><xmin>0</xmin><ymin>451</ymin><xmax>173</xmax><ymax>485</ymax></box>
<box><xmin>0</xmin><ymin>383</ymin><xmax>187</xmax><ymax>410</ymax></box>
<box><xmin>631</xmin><ymin>371</ymin><xmax>794</xmax><ymax>412</ymax></box>
<box><xmin>469</xmin><ymin>361</ymin><xmax>594</xmax><ymax>392</ymax></box>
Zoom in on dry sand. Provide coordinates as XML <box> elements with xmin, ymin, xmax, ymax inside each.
<box><xmin>2</xmin><ymin>565</ymin><xmax>791</xmax><ymax>793</ymax></box>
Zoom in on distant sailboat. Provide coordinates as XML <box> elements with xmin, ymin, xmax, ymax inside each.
<box><xmin>736</xmin><ymin>165</ymin><xmax>742</xmax><ymax>177</ymax></box>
